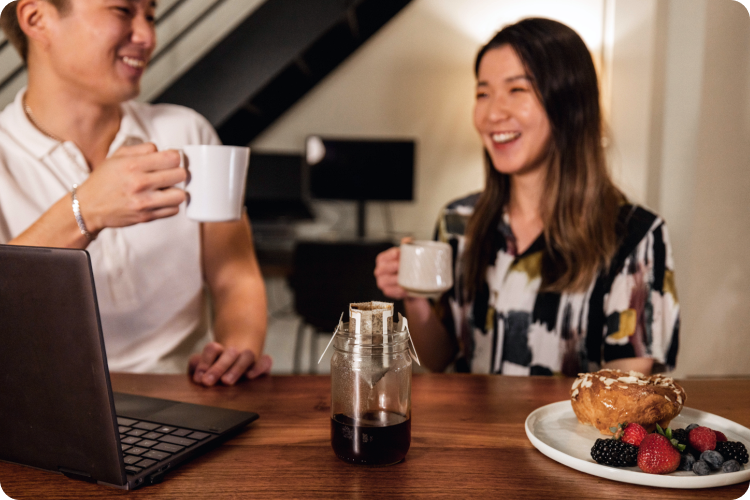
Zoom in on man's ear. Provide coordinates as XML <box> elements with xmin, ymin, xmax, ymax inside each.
<box><xmin>17</xmin><ymin>0</ymin><xmax>57</xmax><ymax>50</ymax></box>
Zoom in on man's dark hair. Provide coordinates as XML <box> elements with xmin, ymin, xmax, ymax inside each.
<box><xmin>0</xmin><ymin>0</ymin><xmax>70</xmax><ymax>64</ymax></box>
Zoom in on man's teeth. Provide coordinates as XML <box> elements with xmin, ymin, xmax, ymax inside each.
<box><xmin>491</xmin><ymin>132</ymin><xmax>521</xmax><ymax>144</ymax></box>
<box><xmin>122</xmin><ymin>56</ymin><xmax>146</xmax><ymax>69</ymax></box>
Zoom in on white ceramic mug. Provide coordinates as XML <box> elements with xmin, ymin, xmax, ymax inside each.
<box><xmin>183</xmin><ymin>145</ymin><xmax>250</xmax><ymax>222</ymax></box>
<box><xmin>398</xmin><ymin>240</ymin><xmax>453</xmax><ymax>298</ymax></box>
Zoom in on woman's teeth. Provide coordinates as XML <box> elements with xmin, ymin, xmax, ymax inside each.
<box><xmin>122</xmin><ymin>56</ymin><xmax>146</xmax><ymax>69</ymax></box>
<box><xmin>491</xmin><ymin>132</ymin><xmax>521</xmax><ymax>144</ymax></box>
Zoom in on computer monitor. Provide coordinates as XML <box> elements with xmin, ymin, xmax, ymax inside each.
<box><xmin>305</xmin><ymin>137</ymin><xmax>415</xmax><ymax>202</ymax></box>
<box><xmin>244</xmin><ymin>152</ymin><xmax>312</xmax><ymax>221</ymax></box>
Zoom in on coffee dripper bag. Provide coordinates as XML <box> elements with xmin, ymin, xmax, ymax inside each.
<box><xmin>350</xmin><ymin>301</ymin><xmax>392</xmax><ymax>388</ymax></box>
<box><xmin>319</xmin><ymin>302</ymin><xmax>419</xmax><ymax>388</ymax></box>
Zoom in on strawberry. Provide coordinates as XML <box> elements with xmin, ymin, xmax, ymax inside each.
<box><xmin>622</xmin><ymin>423</ymin><xmax>648</xmax><ymax>446</ymax></box>
<box><xmin>688</xmin><ymin>426</ymin><xmax>717</xmax><ymax>452</ymax></box>
<box><xmin>714</xmin><ymin>430</ymin><xmax>728</xmax><ymax>442</ymax></box>
<box><xmin>637</xmin><ymin>433</ymin><xmax>682</xmax><ymax>474</ymax></box>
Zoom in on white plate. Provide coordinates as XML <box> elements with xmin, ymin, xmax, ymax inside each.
<box><xmin>525</xmin><ymin>401</ymin><xmax>750</xmax><ymax>489</ymax></box>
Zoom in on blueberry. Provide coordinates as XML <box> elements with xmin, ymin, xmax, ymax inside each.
<box><xmin>686</xmin><ymin>423</ymin><xmax>700</xmax><ymax>432</ymax></box>
<box><xmin>701</xmin><ymin>450</ymin><xmax>724</xmax><ymax>470</ymax></box>
<box><xmin>693</xmin><ymin>460</ymin><xmax>711</xmax><ymax>476</ymax></box>
<box><xmin>722</xmin><ymin>460</ymin><xmax>741</xmax><ymax>473</ymax></box>
<box><xmin>679</xmin><ymin>452</ymin><xmax>696</xmax><ymax>471</ymax></box>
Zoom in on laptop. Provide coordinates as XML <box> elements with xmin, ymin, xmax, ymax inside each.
<box><xmin>0</xmin><ymin>244</ymin><xmax>259</xmax><ymax>490</ymax></box>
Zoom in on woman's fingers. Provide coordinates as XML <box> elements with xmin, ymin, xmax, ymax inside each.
<box><xmin>374</xmin><ymin>246</ymin><xmax>406</xmax><ymax>299</ymax></box>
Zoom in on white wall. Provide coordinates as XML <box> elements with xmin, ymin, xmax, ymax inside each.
<box><xmin>254</xmin><ymin>0</ymin><xmax>750</xmax><ymax>376</ymax></box>
<box><xmin>669</xmin><ymin>0</ymin><xmax>750</xmax><ymax>377</ymax></box>
<box><xmin>606</xmin><ymin>0</ymin><xmax>750</xmax><ymax>377</ymax></box>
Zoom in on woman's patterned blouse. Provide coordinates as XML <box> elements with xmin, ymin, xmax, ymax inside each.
<box><xmin>434</xmin><ymin>193</ymin><xmax>680</xmax><ymax>376</ymax></box>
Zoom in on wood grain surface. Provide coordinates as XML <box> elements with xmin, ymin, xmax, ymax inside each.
<box><xmin>1</xmin><ymin>374</ymin><xmax>748</xmax><ymax>499</ymax></box>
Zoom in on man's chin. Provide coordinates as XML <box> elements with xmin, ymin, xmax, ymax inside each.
<box><xmin>106</xmin><ymin>83</ymin><xmax>141</xmax><ymax>104</ymax></box>
<box><xmin>120</xmin><ymin>83</ymin><xmax>141</xmax><ymax>102</ymax></box>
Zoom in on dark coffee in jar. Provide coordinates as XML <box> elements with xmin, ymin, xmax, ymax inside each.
<box><xmin>331</xmin><ymin>411</ymin><xmax>410</xmax><ymax>465</ymax></box>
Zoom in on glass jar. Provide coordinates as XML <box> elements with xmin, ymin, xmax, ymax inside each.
<box><xmin>330</xmin><ymin>325</ymin><xmax>412</xmax><ymax>465</ymax></box>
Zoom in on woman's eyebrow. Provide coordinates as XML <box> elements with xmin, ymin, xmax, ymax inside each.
<box><xmin>505</xmin><ymin>75</ymin><xmax>531</xmax><ymax>83</ymax></box>
<box><xmin>476</xmin><ymin>75</ymin><xmax>531</xmax><ymax>87</ymax></box>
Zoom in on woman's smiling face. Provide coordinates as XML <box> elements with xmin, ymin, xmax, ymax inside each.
<box><xmin>473</xmin><ymin>45</ymin><xmax>552</xmax><ymax>177</ymax></box>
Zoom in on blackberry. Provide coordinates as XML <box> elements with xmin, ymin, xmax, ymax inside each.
<box><xmin>591</xmin><ymin>438</ymin><xmax>638</xmax><ymax>467</ymax></box>
<box><xmin>715</xmin><ymin>441</ymin><xmax>749</xmax><ymax>464</ymax></box>
<box><xmin>672</xmin><ymin>428</ymin><xmax>689</xmax><ymax>447</ymax></box>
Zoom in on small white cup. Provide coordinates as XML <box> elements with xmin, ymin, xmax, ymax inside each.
<box><xmin>398</xmin><ymin>240</ymin><xmax>453</xmax><ymax>298</ymax></box>
<box><xmin>183</xmin><ymin>145</ymin><xmax>250</xmax><ymax>222</ymax></box>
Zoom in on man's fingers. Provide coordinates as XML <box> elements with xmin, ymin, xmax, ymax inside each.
<box><xmin>112</xmin><ymin>150</ymin><xmax>181</xmax><ymax>176</ymax></box>
<box><xmin>190</xmin><ymin>344</ymin><xmax>272</xmax><ymax>386</ymax></box>
<box><xmin>139</xmin><ymin>187</ymin><xmax>187</xmax><ymax>212</ymax></box>
<box><xmin>246</xmin><ymin>354</ymin><xmax>273</xmax><ymax>380</ymax></box>
<box><xmin>112</xmin><ymin>142</ymin><xmax>158</xmax><ymax>157</ymax></box>
<box><xmin>144</xmin><ymin>163</ymin><xmax>187</xmax><ymax>190</ymax></box>
<box><xmin>192</xmin><ymin>342</ymin><xmax>223</xmax><ymax>383</ymax></box>
<box><xmin>187</xmin><ymin>353</ymin><xmax>201</xmax><ymax>375</ymax></box>
<box><xmin>131</xmin><ymin>150</ymin><xmax>182</xmax><ymax>173</ymax></box>
<box><xmin>220</xmin><ymin>350</ymin><xmax>256</xmax><ymax>385</ymax></box>
<box><xmin>200</xmin><ymin>347</ymin><xmax>240</xmax><ymax>386</ymax></box>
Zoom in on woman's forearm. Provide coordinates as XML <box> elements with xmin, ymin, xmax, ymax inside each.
<box><xmin>404</xmin><ymin>297</ymin><xmax>458</xmax><ymax>372</ymax></box>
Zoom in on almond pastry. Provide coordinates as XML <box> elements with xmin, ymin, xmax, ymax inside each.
<box><xmin>570</xmin><ymin>369</ymin><xmax>686</xmax><ymax>435</ymax></box>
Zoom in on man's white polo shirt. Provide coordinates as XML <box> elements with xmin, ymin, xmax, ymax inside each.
<box><xmin>0</xmin><ymin>89</ymin><xmax>219</xmax><ymax>373</ymax></box>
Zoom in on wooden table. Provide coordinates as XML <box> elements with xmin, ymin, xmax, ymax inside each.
<box><xmin>1</xmin><ymin>375</ymin><xmax>748</xmax><ymax>499</ymax></box>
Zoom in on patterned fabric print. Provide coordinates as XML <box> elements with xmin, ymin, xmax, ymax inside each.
<box><xmin>434</xmin><ymin>194</ymin><xmax>680</xmax><ymax>376</ymax></box>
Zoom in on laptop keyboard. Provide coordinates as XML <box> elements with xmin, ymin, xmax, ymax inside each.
<box><xmin>116</xmin><ymin>417</ymin><xmax>214</xmax><ymax>475</ymax></box>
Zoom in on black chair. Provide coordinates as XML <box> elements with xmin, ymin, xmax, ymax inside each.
<box><xmin>287</xmin><ymin>240</ymin><xmax>402</xmax><ymax>373</ymax></box>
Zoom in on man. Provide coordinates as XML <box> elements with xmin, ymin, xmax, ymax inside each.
<box><xmin>0</xmin><ymin>0</ymin><xmax>272</xmax><ymax>385</ymax></box>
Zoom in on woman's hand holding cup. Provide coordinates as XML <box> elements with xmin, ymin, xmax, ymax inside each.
<box><xmin>375</xmin><ymin>237</ymin><xmax>454</xmax><ymax>300</ymax></box>
<box><xmin>374</xmin><ymin>238</ymin><xmax>410</xmax><ymax>300</ymax></box>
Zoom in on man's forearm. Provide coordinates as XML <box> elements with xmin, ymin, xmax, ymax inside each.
<box><xmin>211</xmin><ymin>275</ymin><xmax>268</xmax><ymax>358</ymax></box>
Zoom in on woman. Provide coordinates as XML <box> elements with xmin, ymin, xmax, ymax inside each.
<box><xmin>375</xmin><ymin>18</ymin><xmax>679</xmax><ymax>376</ymax></box>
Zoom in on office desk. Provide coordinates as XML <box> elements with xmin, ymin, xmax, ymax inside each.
<box><xmin>1</xmin><ymin>375</ymin><xmax>748</xmax><ymax>499</ymax></box>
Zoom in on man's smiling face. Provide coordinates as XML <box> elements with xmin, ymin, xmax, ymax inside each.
<box><xmin>43</xmin><ymin>0</ymin><xmax>157</xmax><ymax>104</ymax></box>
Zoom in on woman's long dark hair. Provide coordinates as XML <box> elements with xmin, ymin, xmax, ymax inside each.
<box><xmin>463</xmin><ymin>18</ymin><xmax>625</xmax><ymax>300</ymax></box>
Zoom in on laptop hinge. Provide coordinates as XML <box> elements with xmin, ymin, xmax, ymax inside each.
<box><xmin>59</xmin><ymin>467</ymin><xmax>95</xmax><ymax>483</ymax></box>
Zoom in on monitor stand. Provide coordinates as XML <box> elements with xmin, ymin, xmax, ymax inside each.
<box><xmin>356</xmin><ymin>200</ymin><xmax>367</xmax><ymax>238</ymax></box>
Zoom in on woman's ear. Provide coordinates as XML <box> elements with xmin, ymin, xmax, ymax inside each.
<box><xmin>17</xmin><ymin>0</ymin><xmax>55</xmax><ymax>51</ymax></box>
